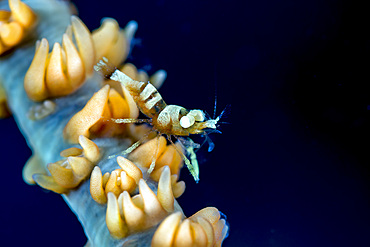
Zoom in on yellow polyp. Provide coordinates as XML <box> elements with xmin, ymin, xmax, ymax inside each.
<box><xmin>32</xmin><ymin>136</ymin><xmax>99</xmax><ymax>191</ymax></box>
<box><xmin>138</xmin><ymin>179</ymin><xmax>167</xmax><ymax>224</ymax></box>
<box><xmin>78</xmin><ymin>135</ymin><xmax>100</xmax><ymax>163</ymax></box>
<box><xmin>170</xmin><ymin>175</ymin><xmax>178</xmax><ymax>185</ymax></box>
<box><xmin>106</xmin><ymin>192</ymin><xmax>128</xmax><ymax>239</ymax></box>
<box><xmin>117</xmin><ymin>193</ymin><xmax>125</xmax><ymax>218</ymax></box>
<box><xmin>103</xmin><ymin>73</ymin><xmax>139</xmax><ymax>119</ymax></box>
<box><xmin>217</xmin><ymin>220</ymin><xmax>229</xmax><ymax>247</ymax></box>
<box><xmin>0</xmin><ymin>1</ymin><xmax>37</xmax><ymax>55</ymax></box>
<box><xmin>108</xmin><ymin>88</ymin><xmax>129</xmax><ymax>119</ymax></box>
<box><xmin>23</xmin><ymin>16</ymin><xmax>96</xmax><ymax>101</ymax></box>
<box><xmin>174</xmin><ymin>219</ymin><xmax>194</xmax><ymax>247</ymax></box>
<box><xmin>150</xmin><ymin>69</ymin><xmax>167</xmax><ymax>89</ymax></box>
<box><xmin>103</xmin><ymin>100</ymin><xmax>112</xmax><ymax>118</ymax></box>
<box><xmin>190</xmin><ymin>222</ymin><xmax>208</xmax><ymax>247</ymax></box>
<box><xmin>60</xmin><ymin>147</ymin><xmax>83</xmax><ymax>157</ymax></box>
<box><xmin>102</xmin><ymin>172</ymin><xmax>110</xmax><ymax>187</ymax></box>
<box><xmin>22</xmin><ymin>154</ymin><xmax>46</xmax><ymax>185</ymax></box>
<box><xmin>65</xmin><ymin>25</ymin><xmax>73</xmax><ymax>39</ymax></box>
<box><xmin>104</xmin><ymin>80</ymin><xmax>122</xmax><ymax>97</ymax></box>
<box><xmin>152</xmin><ymin>206</ymin><xmax>227</xmax><ymax>247</ymax></box>
<box><xmin>132</xmin><ymin>194</ymin><xmax>144</xmax><ymax>209</ymax></box>
<box><xmin>89</xmin><ymin>100</ymin><xmax>110</xmax><ymax>135</ymax></box>
<box><xmin>0</xmin><ymin>10</ymin><xmax>11</xmax><ymax>20</ymax></box>
<box><xmin>8</xmin><ymin>0</ymin><xmax>37</xmax><ymax>29</ymax></box>
<box><xmin>151</xmin><ymin>160</ymin><xmax>185</xmax><ymax>187</ymax></box>
<box><xmin>71</xmin><ymin>16</ymin><xmax>95</xmax><ymax>75</ymax></box>
<box><xmin>24</xmin><ymin>38</ymin><xmax>49</xmax><ymax>101</ymax></box>
<box><xmin>137</xmin><ymin>70</ymin><xmax>149</xmax><ymax>83</ymax></box>
<box><xmin>92</xmin><ymin>18</ymin><xmax>120</xmax><ymax>64</ymax></box>
<box><xmin>121</xmin><ymin>63</ymin><xmax>138</xmax><ymax>80</ymax></box>
<box><xmin>47</xmin><ymin>162</ymin><xmax>80</xmax><ymax>188</ymax></box>
<box><xmin>116</xmin><ymin>156</ymin><xmax>142</xmax><ymax>184</ymax></box>
<box><xmin>155</xmin><ymin>143</ymin><xmax>183</xmax><ymax>177</ymax></box>
<box><xmin>105</xmin><ymin>170</ymin><xmax>123</xmax><ymax>198</ymax></box>
<box><xmin>128</xmin><ymin>136</ymin><xmax>167</xmax><ymax>168</ymax></box>
<box><xmin>46</xmin><ymin>42</ymin><xmax>74</xmax><ymax>96</ymax></box>
<box><xmin>188</xmin><ymin>207</ymin><xmax>220</xmax><ymax>225</ymax></box>
<box><xmin>68</xmin><ymin>156</ymin><xmax>92</xmax><ymax>178</ymax></box>
<box><xmin>119</xmin><ymin>171</ymin><xmax>136</xmax><ymax>192</ymax></box>
<box><xmin>122</xmin><ymin>85</ymin><xmax>139</xmax><ymax>118</ymax></box>
<box><xmin>172</xmin><ymin>180</ymin><xmax>186</xmax><ymax>198</ymax></box>
<box><xmin>90</xmin><ymin>166</ymin><xmax>107</xmax><ymax>204</ymax></box>
<box><xmin>62</xmin><ymin>34</ymin><xmax>85</xmax><ymax>89</ymax></box>
<box><xmin>0</xmin><ymin>21</ymin><xmax>23</xmax><ymax>46</ymax></box>
<box><xmin>64</xmin><ymin>85</ymin><xmax>110</xmax><ymax>143</ymax></box>
<box><xmin>92</xmin><ymin>88</ymin><xmax>130</xmax><ymax>137</ymax></box>
<box><xmin>149</xmin><ymin>165</ymin><xmax>164</xmax><ymax>181</ymax></box>
<box><xmin>213</xmin><ymin>219</ymin><xmax>227</xmax><ymax>247</ymax></box>
<box><xmin>121</xmin><ymin>191</ymin><xmax>145</xmax><ymax>232</ymax></box>
<box><xmin>196</xmin><ymin>217</ymin><xmax>214</xmax><ymax>247</ymax></box>
<box><xmin>104</xmin><ymin>30</ymin><xmax>127</xmax><ymax>66</ymax></box>
<box><xmin>151</xmin><ymin>212</ymin><xmax>182</xmax><ymax>247</ymax></box>
<box><xmin>157</xmin><ymin>166</ymin><xmax>175</xmax><ymax>213</ymax></box>
<box><xmin>33</xmin><ymin>174</ymin><xmax>68</xmax><ymax>194</ymax></box>
<box><xmin>103</xmin><ymin>63</ymin><xmax>137</xmax><ymax>99</ymax></box>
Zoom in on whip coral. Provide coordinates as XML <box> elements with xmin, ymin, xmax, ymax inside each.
<box><xmin>0</xmin><ymin>0</ymin><xmax>229</xmax><ymax>246</ymax></box>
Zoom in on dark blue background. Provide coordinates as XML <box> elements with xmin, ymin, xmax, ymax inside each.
<box><xmin>1</xmin><ymin>0</ymin><xmax>370</xmax><ymax>246</ymax></box>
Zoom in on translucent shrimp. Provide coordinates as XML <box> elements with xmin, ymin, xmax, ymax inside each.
<box><xmin>94</xmin><ymin>58</ymin><xmax>223</xmax><ymax>182</ymax></box>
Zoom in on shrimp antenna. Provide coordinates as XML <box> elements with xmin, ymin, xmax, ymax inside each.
<box><xmin>213</xmin><ymin>81</ymin><xmax>218</xmax><ymax>119</ymax></box>
<box><xmin>215</xmin><ymin>104</ymin><xmax>231</xmax><ymax>123</ymax></box>
<box><xmin>213</xmin><ymin>61</ymin><xmax>218</xmax><ymax>119</ymax></box>
<box><xmin>202</xmin><ymin>104</ymin><xmax>230</xmax><ymax>152</ymax></box>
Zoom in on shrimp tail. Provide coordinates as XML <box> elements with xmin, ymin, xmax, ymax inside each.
<box><xmin>94</xmin><ymin>57</ymin><xmax>117</xmax><ymax>79</ymax></box>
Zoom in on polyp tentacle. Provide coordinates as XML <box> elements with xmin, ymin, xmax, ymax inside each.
<box><xmin>92</xmin><ymin>18</ymin><xmax>137</xmax><ymax>66</ymax></box>
<box><xmin>64</xmin><ymin>84</ymin><xmax>142</xmax><ymax>142</ymax></box>
<box><xmin>105</xmin><ymin>168</ymin><xmax>179</xmax><ymax>239</ymax></box>
<box><xmin>90</xmin><ymin>154</ymin><xmax>185</xmax><ymax>205</ymax></box>
<box><xmin>24</xmin><ymin>16</ymin><xmax>92</xmax><ymax>101</ymax></box>
<box><xmin>0</xmin><ymin>0</ymin><xmax>37</xmax><ymax>55</ymax></box>
<box><xmin>152</xmin><ymin>207</ymin><xmax>229</xmax><ymax>247</ymax></box>
<box><xmin>32</xmin><ymin>135</ymin><xmax>101</xmax><ymax>193</ymax></box>
<box><xmin>64</xmin><ymin>85</ymin><xmax>110</xmax><ymax>143</ymax></box>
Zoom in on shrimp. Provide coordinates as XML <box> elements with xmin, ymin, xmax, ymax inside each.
<box><xmin>94</xmin><ymin>58</ymin><xmax>222</xmax><ymax>182</ymax></box>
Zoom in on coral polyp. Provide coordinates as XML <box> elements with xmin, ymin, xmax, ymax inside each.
<box><xmin>0</xmin><ymin>0</ymin><xmax>37</xmax><ymax>55</ymax></box>
<box><xmin>0</xmin><ymin>0</ymin><xmax>228</xmax><ymax>246</ymax></box>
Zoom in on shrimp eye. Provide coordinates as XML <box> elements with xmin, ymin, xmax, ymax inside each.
<box><xmin>180</xmin><ymin>115</ymin><xmax>195</xmax><ymax>128</ymax></box>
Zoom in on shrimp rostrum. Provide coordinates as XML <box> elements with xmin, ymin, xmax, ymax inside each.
<box><xmin>94</xmin><ymin>58</ymin><xmax>222</xmax><ymax>182</ymax></box>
